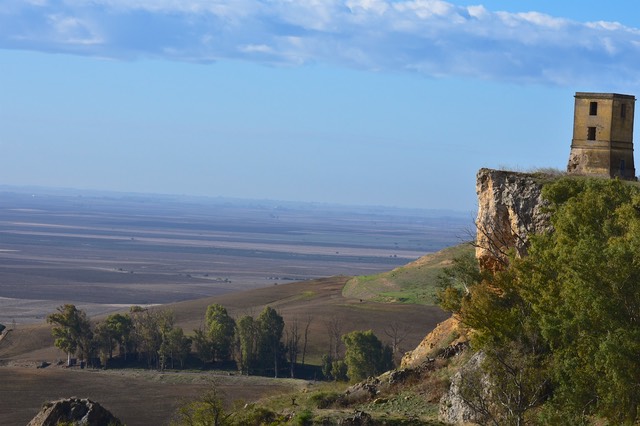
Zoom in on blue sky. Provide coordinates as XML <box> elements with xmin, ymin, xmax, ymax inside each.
<box><xmin>1</xmin><ymin>1</ymin><xmax>640</xmax><ymax>212</ymax></box>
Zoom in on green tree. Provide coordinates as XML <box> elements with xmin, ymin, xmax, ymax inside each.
<box><xmin>331</xmin><ymin>359</ymin><xmax>348</xmax><ymax>382</ymax></box>
<box><xmin>527</xmin><ymin>178</ymin><xmax>640</xmax><ymax>423</ymax></box>
<box><xmin>235</xmin><ymin>315</ymin><xmax>257</xmax><ymax>375</ymax></box>
<box><xmin>94</xmin><ymin>313</ymin><xmax>133</xmax><ymax>366</ymax></box>
<box><xmin>193</xmin><ymin>327</ymin><xmax>215</xmax><ymax>366</ymax></box>
<box><xmin>160</xmin><ymin>326</ymin><xmax>192</xmax><ymax>369</ymax></box>
<box><xmin>321</xmin><ymin>354</ymin><xmax>334</xmax><ymax>380</ymax></box>
<box><xmin>105</xmin><ymin>313</ymin><xmax>133</xmax><ymax>360</ymax></box>
<box><xmin>47</xmin><ymin>304</ymin><xmax>93</xmax><ymax>365</ymax></box>
<box><xmin>205</xmin><ymin>304</ymin><xmax>236</xmax><ymax>362</ymax></box>
<box><xmin>342</xmin><ymin>330</ymin><xmax>393</xmax><ymax>381</ymax></box>
<box><xmin>256</xmin><ymin>306</ymin><xmax>285</xmax><ymax>378</ymax></box>
<box><xmin>454</xmin><ymin>177</ymin><xmax>640</xmax><ymax>424</ymax></box>
<box><xmin>130</xmin><ymin>306</ymin><xmax>174</xmax><ymax>369</ymax></box>
<box><xmin>436</xmin><ymin>248</ymin><xmax>483</xmax><ymax>314</ymax></box>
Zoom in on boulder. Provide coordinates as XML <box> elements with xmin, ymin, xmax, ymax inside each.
<box><xmin>28</xmin><ymin>397</ymin><xmax>123</xmax><ymax>426</ymax></box>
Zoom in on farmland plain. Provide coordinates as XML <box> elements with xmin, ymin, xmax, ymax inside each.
<box><xmin>0</xmin><ymin>189</ymin><xmax>468</xmax><ymax>325</ymax></box>
<box><xmin>0</xmin><ymin>188</ymin><xmax>469</xmax><ymax>425</ymax></box>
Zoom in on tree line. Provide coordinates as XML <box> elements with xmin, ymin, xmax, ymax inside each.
<box><xmin>47</xmin><ymin>304</ymin><xmax>191</xmax><ymax>370</ymax></box>
<box><xmin>47</xmin><ymin>303</ymin><xmax>394</xmax><ymax>381</ymax></box>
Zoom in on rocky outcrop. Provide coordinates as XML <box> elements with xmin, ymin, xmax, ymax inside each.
<box><xmin>475</xmin><ymin>168</ymin><xmax>552</xmax><ymax>272</ymax></box>
<box><xmin>439</xmin><ymin>351</ymin><xmax>488</xmax><ymax>425</ymax></box>
<box><xmin>28</xmin><ymin>397</ymin><xmax>123</xmax><ymax>426</ymax></box>
<box><xmin>436</xmin><ymin>168</ymin><xmax>556</xmax><ymax>424</ymax></box>
<box><xmin>401</xmin><ymin>317</ymin><xmax>464</xmax><ymax>369</ymax></box>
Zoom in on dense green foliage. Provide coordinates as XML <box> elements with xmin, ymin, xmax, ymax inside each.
<box><xmin>342</xmin><ymin>330</ymin><xmax>393</xmax><ymax>381</ymax></box>
<box><xmin>205</xmin><ymin>304</ymin><xmax>236</xmax><ymax>362</ymax></box>
<box><xmin>257</xmin><ymin>306</ymin><xmax>286</xmax><ymax>377</ymax></box>
<box><xmin>47</xmin><ymin>304</ymin><xmax>93</xmax><ymax>362</ymax></box>
<box><xmin>441</xmin><ymin>177</ymin><xmax>640</xmax><ymax>424</ymax></box>
<box><xmin>48</xmin><ymin>305</ymin><xmax>190</xmax><ymax>369</ymax></box>
<box><xmin>195</xmin><ymin>305</ymin><xmax>287</xmax><ymax>377</ymax></box>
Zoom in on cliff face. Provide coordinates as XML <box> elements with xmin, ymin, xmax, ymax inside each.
<box><xmin>475</xmin><ymin>168</ymin><xmax>551</xmax><ymax>272</ymax></box>
<box><xmin>435</xmin><ymin>168</ymin><xmax>554</xmax><ymax>424</ymax></box>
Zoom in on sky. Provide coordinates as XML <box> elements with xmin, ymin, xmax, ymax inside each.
<box><xmin>2</xmin><ymin>1</ymin><xmax>640</xmax><ymax>212</ymax></box>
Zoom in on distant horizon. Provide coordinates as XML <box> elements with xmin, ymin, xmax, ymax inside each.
<box><xmin>0</xmin><ymin>183</ymin><xmax>474</xmax><ymax>216</ymax></box>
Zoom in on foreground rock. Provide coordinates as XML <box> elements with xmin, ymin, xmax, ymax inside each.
<box><xmin>439</xmin><ymin>351</ymin><xmax>487</xmax><ymax>424</ymax></box>
<box><xmin>28</xmin><ymin>397</ymin><xmax>123</xmax><ymax>426</ymax></box>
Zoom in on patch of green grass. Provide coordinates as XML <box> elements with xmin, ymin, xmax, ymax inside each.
<box><xmin>357</xmin><ymin>390</ymin><xmax>441</xmax><ymax>421</ymax></box>
<box><xmin>300</xmin><ymin>291</ymin><xmax>315</xmax><ymax>299</ymax></box>
<box><xmin>342</xmin><ymin>243</ymin><xmax>474</xmax><ymax>305</ymax></box>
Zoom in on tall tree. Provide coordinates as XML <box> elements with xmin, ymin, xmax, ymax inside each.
<box><xmin>160</xmin><ymin>326</ymin><xmax>192</xmax><ymax>369</ymax></box>
<box><xmin>300</xmin><ymin>314</ymin><xmax>313</xmax><ymax>367</ymax></box>
<box><xmin>130</xmin><ymin>306</ymin><xmax>174</xmax><ymax>369</ymax></box>
<box><xmin>193</xmin><ymin>327</ymin><xmax>215</xmax><ymax>366</ymax></box>
<box><xmin>285</xmin><ymin>318</ymin><xmax>300</xmax><ymax>378</ymax></box>
<box><xmin>235</xmin><ymin>315</ymin><xmax>257</xmax><ymax>375</ymax></box>
<box><xmin>47</xmin><ymin>304</ymin><xmax>93</xmax><ymax>365</ymax></box>
<box><xmin>94</xmin><ymin>313</ymin><xmax>133</xmax><ymax>365</ymax></box>
<box><xmin>105</xmin><ymin>313</ymin><xmax>133</xmax><ymax>360</ymax></box>
<box><xmin>325</xmin><ymin>316</ymin><xmax>344</xmax><ymax>359</ymax></box>
<box><xmin>257</xmin><ymin>306</ymin><xmax>285</xmax><ymax>378</ymax></box>
<box><xmin>205</xmin><ymin>304</ymin><xmax>236</xmax><ymax>362</ymax></box>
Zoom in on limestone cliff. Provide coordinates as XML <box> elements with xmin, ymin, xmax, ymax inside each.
<box><xmin>405</xmin><ymin>168</ymin><xmax>553</xmax><ymax>370</ymax></box>
<box><xmin>435</xmin><ymin>168</ymin><xmax>555</xmax><ymax>424</ymax></box>
<box><xmin>475</xmin><ymin>168</ymin><xmax>552</xmax><ymax>271</ymax></box>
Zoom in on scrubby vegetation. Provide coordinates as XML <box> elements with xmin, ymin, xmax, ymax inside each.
<box><xmin>439</xmin><ymin>177</ymin><xmax>640</xmax><ymax>425</ymax></box>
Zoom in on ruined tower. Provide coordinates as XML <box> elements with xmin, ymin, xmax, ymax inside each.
<box><xmin>567</xmin><ymin>92</ymin><xmax>636</xmax><ymax>180</ymax></box>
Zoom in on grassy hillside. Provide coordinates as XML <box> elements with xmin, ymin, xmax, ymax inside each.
<box><xmin>342</xmin><ymin>243</ymin><xmax>473</xmax><ymax>305</ymax></box>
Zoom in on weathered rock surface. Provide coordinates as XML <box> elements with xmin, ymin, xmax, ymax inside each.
<box><xmin>401</xmin><ymin>316</ymin><xmax>464</xmax><ymax>369</ymax></box>
<box><xmin>436</xmin><ymin>168</ymin><xmax>556</xmax><ymax>424</ymax></box>
<box><xmin>339</xmin><ymin>410</ymin><xmax>373</xmax><ymax>425</ymax></box>
<box><xmin>27</xmin><ymin>397</ymin><xmax>123</xmax><ymax>426</ymax></box>
<box><xmin>439</xmin><ymin>351</ymin><xmax>487</xmax><ymax>425</ymax></box>
<box><xmin>475</xmin><ymin>168</ymin><xmax>551</xmax><ymax>272</ymax></box>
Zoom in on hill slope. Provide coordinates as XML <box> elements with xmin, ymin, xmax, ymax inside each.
<box><xmin>342</xmin><ymin>243</ymin><xmax>473</xmax><ymax>304</ymax></box>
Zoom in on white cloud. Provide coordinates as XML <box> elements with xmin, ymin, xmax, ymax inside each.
<box><xmin>240</xmin><ymin>44</ymin><xmax>273</xmax><ymax>54</ymax></box>
<box><xmin>2</xmin><ymin>0</ymin><xmax>640</xmax><ymax>87</ymax></box>
<box><xmin>347</xmin><ymin>0</ymin><xmax>389</xmax><ymax>15</ymax></box>
<box><xmin>393</xmin><ymin>0</ymin><xmax>457</xmax><ymax>19</ymax></box>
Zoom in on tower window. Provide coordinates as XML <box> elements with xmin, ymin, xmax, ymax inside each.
<box><xmin>621</xmin><ymin>103</ymin><xmax>627</xmax><ymax>119</ymax></box>
<box><xmin>589</xmin><ymin>102</ymin><xmax>598</xmax><ymax>115</ymax></box>
<box><xmin>587</xmin><ymin>127</ymin><xmax>596</xmax><ymax>140</ymax></box>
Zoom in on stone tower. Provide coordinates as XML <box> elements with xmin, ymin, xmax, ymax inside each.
<box><xmin>567</xmin><ymin>92</ymin><xmax>636</xmax><ymax>180</ymax></box>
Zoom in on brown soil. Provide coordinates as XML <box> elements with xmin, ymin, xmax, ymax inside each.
<box><xmin>0</xmin><ymin>276</ymin><xmax>449</xmax><ymax>425</ymax></box>
<box><xmin>0</xmin><ymin>365</ymin><xmax>302</xmax><ymax>426</ymax></box>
